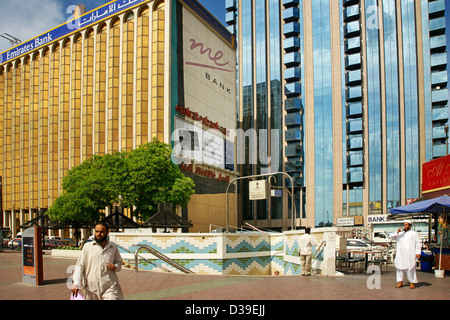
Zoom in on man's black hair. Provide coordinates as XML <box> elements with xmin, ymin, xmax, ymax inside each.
<box><xmin>94</xmin><ymin>221</ymin><xmax>109</xmax><ymax>232</ymax></box>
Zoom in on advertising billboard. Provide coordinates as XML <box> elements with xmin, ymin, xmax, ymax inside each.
<box><xmin>422</xmin><ymin>154</ymin><xmax>450</xmax><ymax>194</ymax></box>
<box><xmin>173</xmin><ymin>4</ymin><xmax>236</xmax><ymax>171</ymax></box>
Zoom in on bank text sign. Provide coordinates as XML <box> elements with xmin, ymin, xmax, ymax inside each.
<box><xmin>1</xmin><ymin>0</ymin><xmax>147</xmax><ymax>65</ymax></box>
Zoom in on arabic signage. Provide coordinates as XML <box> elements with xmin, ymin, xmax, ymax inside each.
<box><xmin>422</xmin><ymin>154</ymin><xmax>450</xmax><ymax>194</ymax></box>
<box><xmin>1</xmin><ymin>0</ymin><xmax>147</xmax><ymax>65</ymax></box>
<box><xmin>175</xmin><ymin>104</ymin><xmax>228</xmax><ymax>136</ymax></box>
<box><xmin>181</xmin><ymin>163</ymin><xmax>231</xmax><ymax>183</ymax></box>
<box><xmin>337</xmin><ymin>217</ymin><xmax>355</xmax><ymax>227</ymax></box>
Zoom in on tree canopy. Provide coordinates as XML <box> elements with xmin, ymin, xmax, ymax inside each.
<box><xmin>47</xmin><ymin>138</ymin><xmax>196</xmax><ymax>224</ymax></box>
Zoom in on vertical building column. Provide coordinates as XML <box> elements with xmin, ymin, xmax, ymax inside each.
<box><xmin>378</xmin><ymin>0</ymin><xmax>388</xmax><ymax>215</ymax></box>
<box><xmin>38</xmin><ymin>48</ymin><xmax>50</xmax><ymax>210</ymax></box>
<box><xmin>330</xmin><ymin>0</ymin><xmax>343</xmax><ymax>225</ymax></box>
<box><xmin>48</xmin><ymin>44</ymin><xmax>60</xmax><ymax>205</ymax></box>
<box><xmin>396</xmin><ymin>0</ymin><xmax>406</xmax><ymax>205</ymax></box>
<box><xmin>303</xmin><ymin>0</ymin><xmax>315</xmax><ymax>228</ymax></box>
<box><xmin>162</xmin><ymin>0</ymin><xmax>171</xmax><ymax>144</ymax></box>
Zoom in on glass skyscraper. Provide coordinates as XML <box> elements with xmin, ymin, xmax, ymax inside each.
<box><xmin>225</xmin><ymin>0</ymin><xmax>448</xmax><ymax>229</ymax></box>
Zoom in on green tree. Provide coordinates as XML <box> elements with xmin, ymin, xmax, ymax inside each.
<box><xmin>47</xmin><ymin>139</ymin><xmax>195</xmax><ymax>224</ymax></box>
<box><xmin>47</xmin><ymin>191</ymin><xmax>99</xmax><ymax>226</ymax></box>
<box><xmin>121</xmin><ymin>138</ymin><xmax>196</xmax><ymax>220</ymax></box>
<box><xmin>61</xmin><ymin>153</ymin><xmax>123</xmax><ymax>208</ymax></box>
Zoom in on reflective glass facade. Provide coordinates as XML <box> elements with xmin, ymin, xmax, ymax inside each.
<box><xmin>227</xmin><ymin>0</ymin><xmax>449</xmax><ymax>229</ymax></box>
<box><xmin>312</xmin><ymin>0</ymin><xmax>333</xmax><ymax>227</ymax></box>
<box><xmin>234</xmin><ymin>0</ymin><xmax>286</xmax><ymax>227</ymax></box>
<box><xmin>401</xmin><ymin>0</ymin><xmax>420</xmax><ymax>201</ymax></box>
<box><xmin>383</xmin><ymin>0</ymin><xmax>401</xmax><ymax>210</ymax></box>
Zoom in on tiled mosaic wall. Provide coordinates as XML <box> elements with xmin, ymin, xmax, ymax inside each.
<box><xmin>112</xmin><ymin>233</ymin><xmax>225</xmax><ymax>275</ymax></box>
<box><xmin>111</xmin><ymin>229</ymin><xmax>336</xmax><ymax>276</ymax></box>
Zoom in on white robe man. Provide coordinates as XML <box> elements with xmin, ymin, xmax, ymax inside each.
<box><xmin>389</xmin><ymin>221</ymin><xmax>421</xmax><ymax>289</ymax></box>
<box><xmin>299</xmin><ymin>227</ymin><xmax>317</xmax><ymax>276</ymax></box>
<box><xmin>71</xmin><ymin>222</ymin><xmax>124</xmax><ymax>300</ymax></box>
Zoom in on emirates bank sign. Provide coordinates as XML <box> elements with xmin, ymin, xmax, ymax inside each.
<box><xmin>1</xmin><ymin>0</ymin><xmax>147</xmax><ymax>65</ymax></box>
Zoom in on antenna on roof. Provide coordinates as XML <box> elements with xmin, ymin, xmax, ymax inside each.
<box><xmin>1</xmin><ymin>33</ymin><xmax>21</xmax><ymax>47</ymax></box>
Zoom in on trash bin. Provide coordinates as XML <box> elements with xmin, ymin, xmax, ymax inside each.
<box><xmin>420</xmin><ymin>250</ymin><xmax>434</xmax><ymax>272</ymax></box>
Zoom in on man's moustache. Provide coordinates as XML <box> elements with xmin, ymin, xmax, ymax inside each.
<box><xmin>95</xmin><ymin>236</ymin><xmax>107</xmax><ymax>243</ymax></box>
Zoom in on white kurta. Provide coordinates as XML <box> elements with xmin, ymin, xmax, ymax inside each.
<box><xmin>390</xmin><ymin>230</ymin><xmax>421</xmax><ymax>270</ymax></box>
<box><xmin>299</xmin><ymin>233</ymin><xmax>317</xmax><ymax>256</ymax></box>
<box><xmin>73</xmin><ymin>241</ymin><xmax>124</xmax><ymax>300</ymax></box>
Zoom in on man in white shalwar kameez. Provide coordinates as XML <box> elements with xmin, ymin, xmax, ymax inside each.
<box><xmin>71</xmin><ymin>222</ymin><xmax>124</xmax><ymax>300</ymax></box>
<box><xmin>299</xmin><ymin>227</ymin><xmax>317</xmax><ymax>276</ymax></box>
<box><xmin>389</xmin><ymin>221</ymin><xmax>421</xmax><ymax>289</ymax></box>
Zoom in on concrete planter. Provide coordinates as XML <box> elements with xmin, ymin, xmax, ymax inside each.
<box><xmin>51</xmin><ymin>249</ymin><xmax>81</xmax><ymax>259</ymax></box>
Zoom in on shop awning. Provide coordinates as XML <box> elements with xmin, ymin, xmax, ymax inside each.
<box><xmin>388</xmin><ymin>195</ymin><xmax>450</xmax><ymax>218</ymax></box>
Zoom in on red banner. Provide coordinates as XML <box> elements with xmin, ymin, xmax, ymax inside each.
<box><xmin>422</xmin><ymin>154</ymin><xmax>450</xmax><ymax>193</ymax></box>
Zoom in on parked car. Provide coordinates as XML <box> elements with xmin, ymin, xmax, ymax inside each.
<box><xmin>372</xmin><ymin>231</ymin><xmax>393</xmax><ymax>246</ymax></box>
<box><xmin>346</xmin><ymin>238</ymin><xmax>395</xmax><ymax>261</ymax></box>
<box><xmin>78</xmin><ymin>238</ymin><xmax>94</xmax><ymax>246</ymax></box>
<box><xmin>346</xmin><ymin>238</ymin><xmax>385</xmax><ymax>252</ymax></box>
<box><xmin>8</xmin><ymin>238</ymin><xmax>22</xmax><ymax>250</ymax></box>
<box><xmin>62</xmin><ymin>238</ymin><xmax>76</xmax><ymax>246</ymax></box>
<box><xmin>60</xmin><ymin>240</ymin><xmax>75</xmax><ymax>248</ymax></box>
<box><xmin>44</xmin><ymin>239</ymin><xmax>69</xmax><ymax>250</ymax></box>
<box><xmin>1</xmin><ymin>228</ymin><xmax>12</xmax><ymax>248</ymax></box>
<box><xmin>2</xmin><ymin>237</ymin><xmax>10</xmax><ymax>248</ymax></box>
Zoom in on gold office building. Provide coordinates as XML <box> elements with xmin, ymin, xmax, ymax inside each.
<box><xmin>0</xmin><ymin>0</ymin><xmax>237</xmax><ymax>236</ymax></box>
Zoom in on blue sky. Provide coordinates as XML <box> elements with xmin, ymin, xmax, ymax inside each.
<box><xmin>0</xmin><ymin>0</ymin><xmax>226</xmax><ymax>52</ymax></box>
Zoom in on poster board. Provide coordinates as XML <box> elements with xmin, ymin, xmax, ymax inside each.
<box><xmin>22</xmin><ymin>227</ymin><xmax>44</xmax><ymax>286</ymax></box>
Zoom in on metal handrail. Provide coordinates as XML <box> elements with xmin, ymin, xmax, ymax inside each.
<box><xmin>311</xmin><ymin>241</ymin><xmax>326</xmax><ymax>260</ymax></box>
<box><xmin>134</xmin><ymin>244</ymin><xmax>195</xmax><ymax>274</ymax></box>
<box><xmin>116</xmin><ymin>243</ymin><xmax>172</xmax><ymax>273</ymax></box>
<box><xmin>226</xmin><ymin>172</ymin><xmax>296</xmax><ymax>232</ymax></box>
